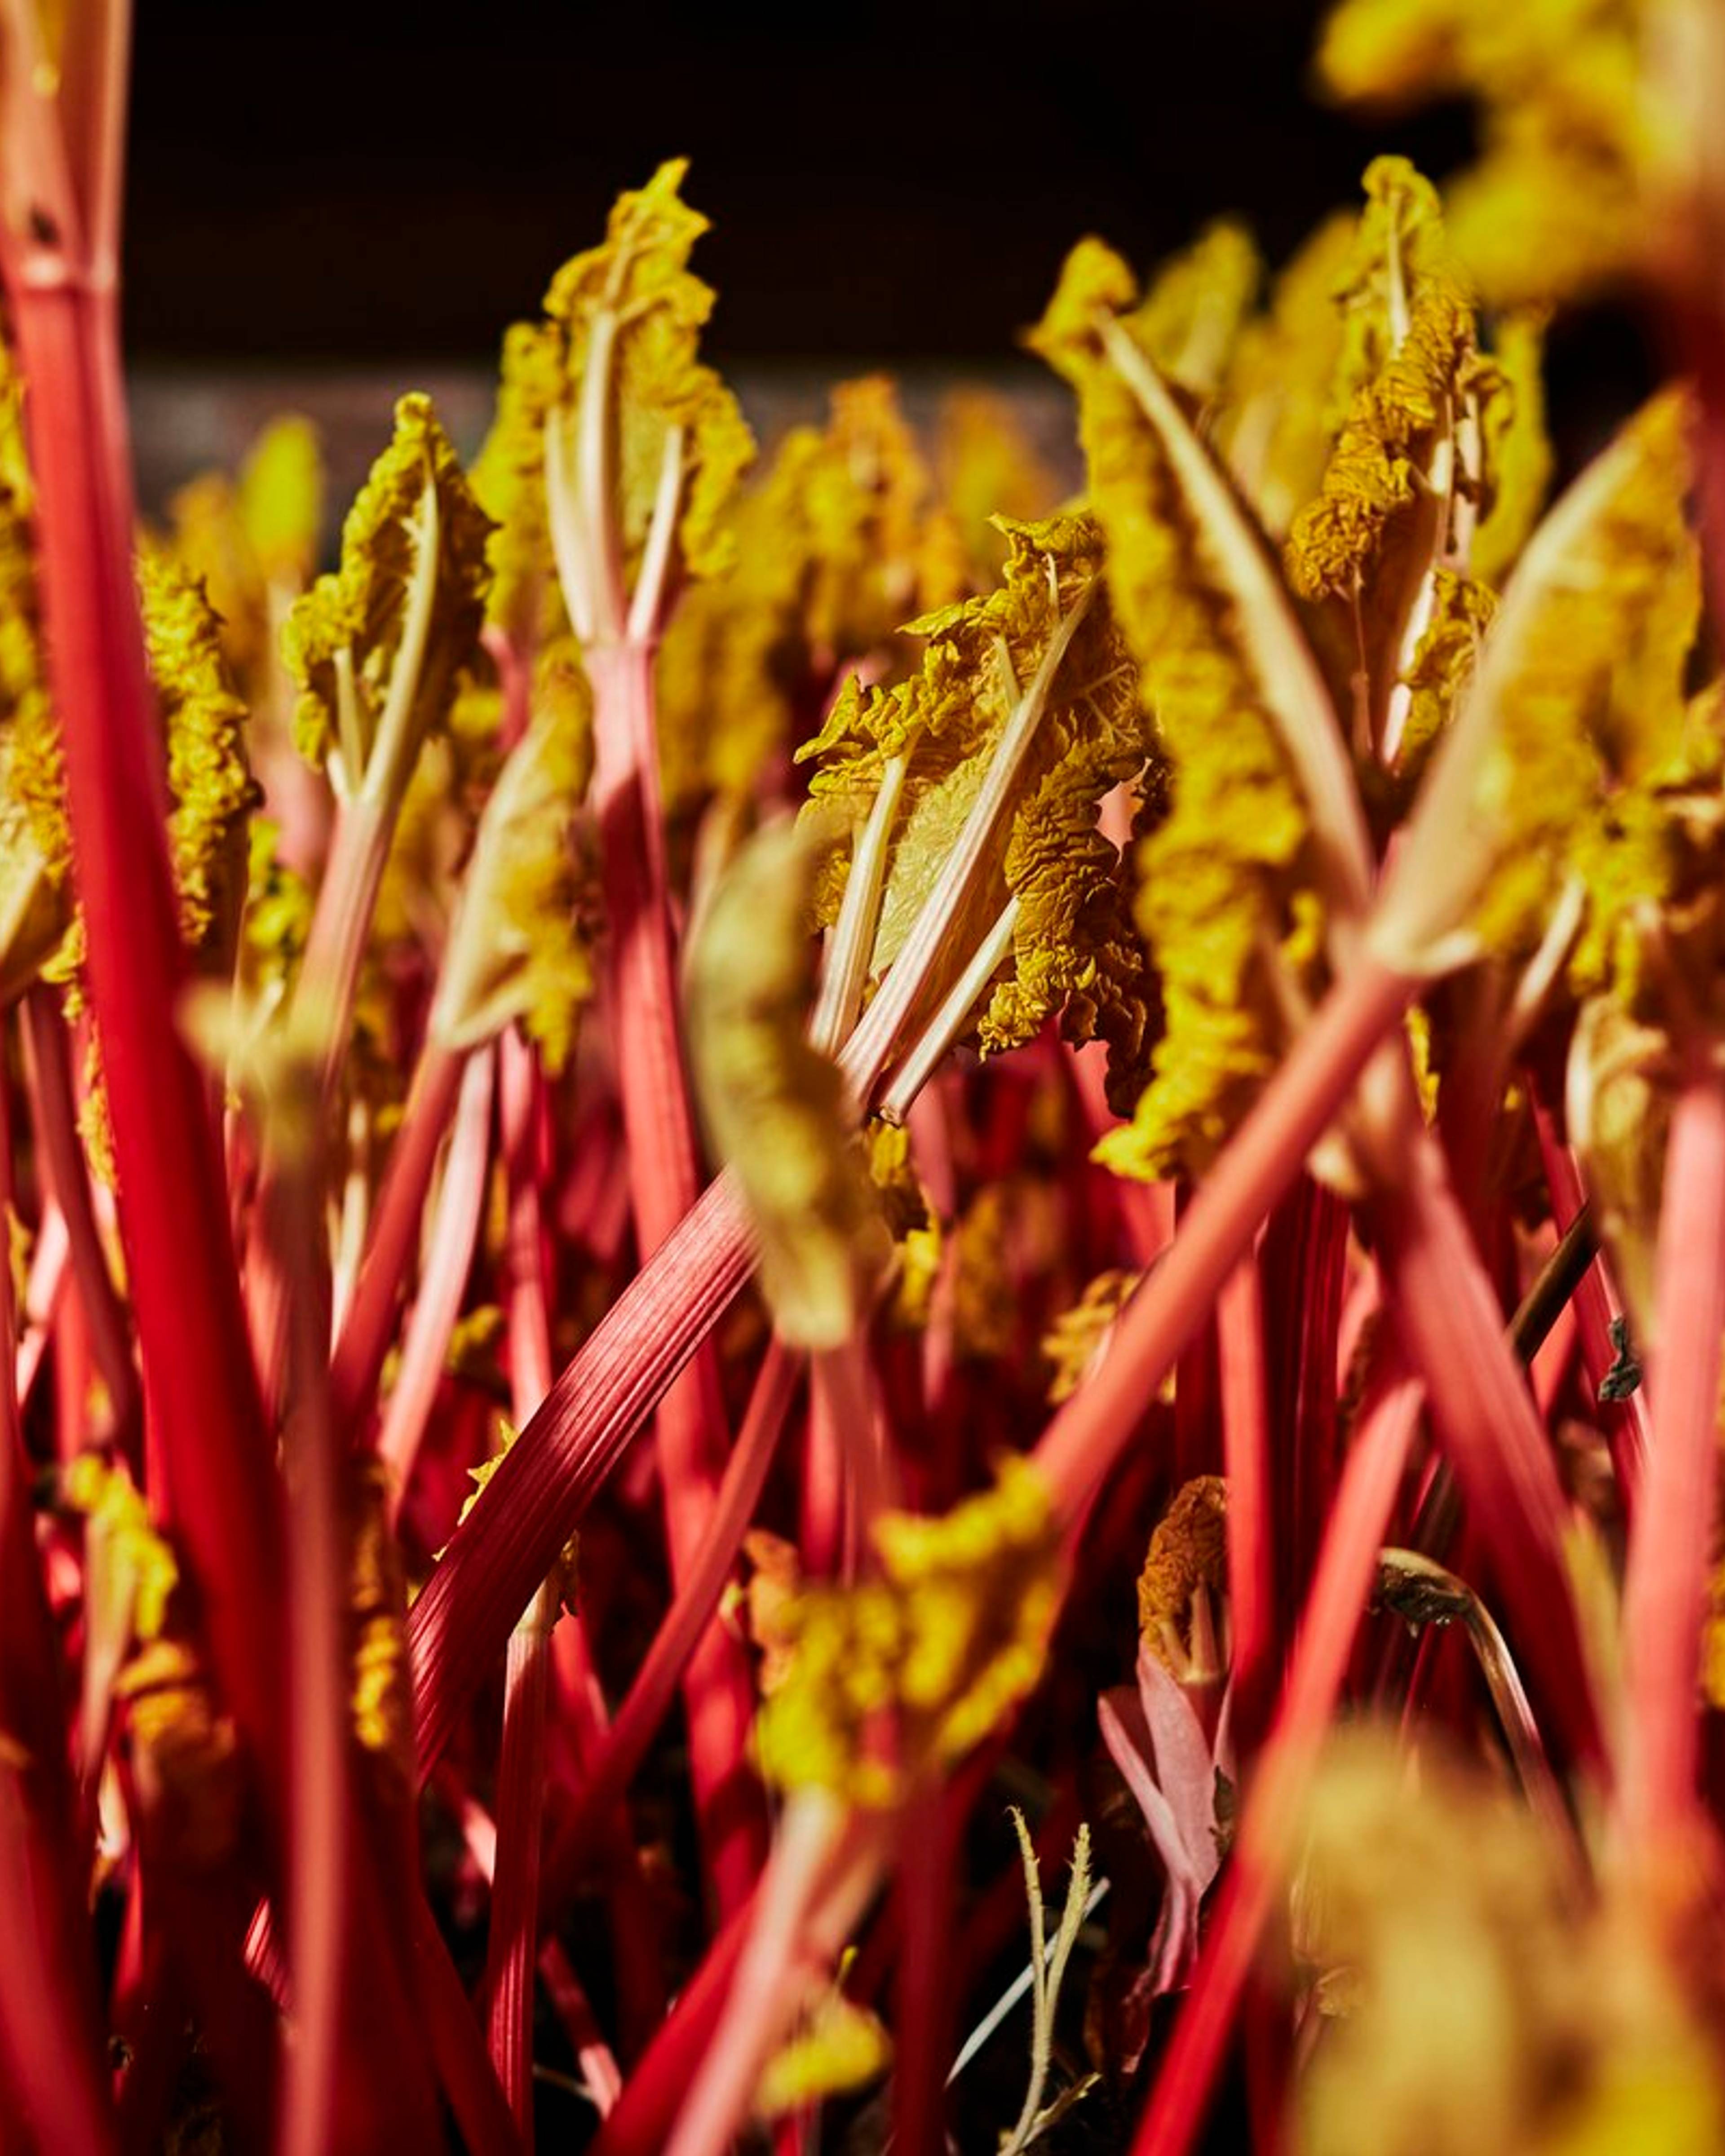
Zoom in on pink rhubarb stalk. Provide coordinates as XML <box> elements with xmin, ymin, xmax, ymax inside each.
<box><xmin>1132</xmin><ymin>1356</ymin><xmax>1426</xmax><ymax>2156</ymax></box>
<box><xmin>541</xmin><ymin>1339</ymin><xmax>803</xmax><ymax>1900</ymax></box>
<box><xmin>1</xmin><ymin>7</ymin><xmax>287</xmax><ymax>1799</ymax></box>
<box><xmin>1617</xmin><ymin>1066</ymin><xmax>1725</xmax><ymax>1863</ymax></box>
<box><xmin>1036</xmin><ymin>954</ymin><xmax>1415</xmax><ymax>1524</ymax></box>
<box><xmin>329</xmin><ymin>1035</ymin><xmax>465</xmax><ymax>1441</ymax></box>
<box><xmin>374</xmin><ymin>1045</ymin><xmax>496</xmax><ymax>1513</ymax></box>
<box><xmin>0</xmin><ymin>1065</ymin><xmax>115</xmax><ymax>2152</ymax></box>
<box><xmin>1368</xmin><ymin>1113</ymin><xmax>1604</xmax><ymax>1768</ymax></box>
<box><xmin>484</xmin><ymin>1031</ymin><xmax>560</xmax><ymax>2141</ymax></box>
<box><xmin>585</xmin><ymin>636</ymin><xmax>762</xmax><ymax>1914</ymax></box>
<box><xmin>1218</xmin><ymin>1253</ymin><xmax>1275</xmax><ymax>1750</ymax></box>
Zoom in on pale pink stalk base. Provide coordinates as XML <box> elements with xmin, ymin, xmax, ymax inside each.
<box><xmin>1132</xmin><ymin>1362</ymin><xmax>1425</xmax><ymax>2156</ymax></box>
<box><xmin>409</xmin><ymin>1173</ymin><xmax>754</xmax><ymax>1782</ymax></box>
<box><xmin>330</xmin><ymin>1037</ymin><xmax>465</xmax><ymax>1440</ymax></box>
<box><xmin>375</xmin><ymin>1045</ymin><xmax>497</xmax><ymax>1512</ymax></box>
<box><xmin>1371</xmin><ymin>1118</ymin><xmax>1603</xmax><ymax>1767</ymax></box>
<box><xmin>1617</xmin><ymin>1070</ymin><xmax>1725</xmax><ymax>1862</ymax></box>
<box><xmin>11</xmin><ymin>274</ymin><xmax>287</xmax><ymax>1796</ymax></box>
<box><xmin>586</xmin><ymin>639</ymin><xmax>761</xmax><ymax>1916</ymax></box>
<box><xmin>1036</xmin><ymin>955</ymin><xmax>1415</xmax><ymax>1522</ymax></box>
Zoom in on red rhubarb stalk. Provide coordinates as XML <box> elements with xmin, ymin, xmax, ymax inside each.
<box><xmin>541</xmin><ymin>1340</ymin><xmax>802</xmax><ymax>1898</ymax></box>
<box><xmin>375</xmin><ymin>1045</ymin><xmax>496</xmax><ymax>1511</ymax></box>
<box><xmin>0</xmin><ymin>1062</ymin><xmax>115</xmax><ymax>2152</ymax></box>
<box><xmin>408</xmin><ymin>1171</ymin><xmax>754</xmax><ymax>1782</ymax></box>
<box><xmin>415</xmin><ymin>955</ymin><xmax>1415</xmax><ymax>1786</ymax></box>
<box><xmin>585</xmin><ymin>636</ymin><xmax>762</xmax><ymax>1914</ymax></box>
<box><xmin>20</xmin><ymin>986</ymin><xmax>135</xmax><ymax>1436</ymax></box>
<box><xmin>1531</xmin><ymin>1093</ymin><xmax>1650</xmax><ymax>1508</ymax></box>
<box><xmin>2</xmin><ymin>7</ymin><xmax>286</xmax><ymax>1798</ymax></box>
<box><xmin>1618</xmin><ymin>1066</ymin><xmax>1725</xmax><ymax>1860</ymax></box>
<box><xmin>1036</xmin><ymin>954</ymin><xmax>1415</xmax><ymax>1524</ymax></box>
<box><xmin>330</xmin><ymin>1035</ymin><xmax>465</xmax><ymax>1440</ymax></box>
<box><xmin>1217</xmin><ymin>1253</ymin><xmax>1275</xmax><ymax>1750</ymax></box>
<box><xmin>1132</xmin><ymin>1356</ymin><xmax>1426</xmax><ymax>2156</ymax></box>
<box><xmin>484</xmin><ymin>1031</ymin><xmax>560</xmax><ymax>2140</ymax></box>
<box><xmin>1368</xmin><ymin>1113</ymin><xmax>1604</xmax><ymax>1767</ymax></box>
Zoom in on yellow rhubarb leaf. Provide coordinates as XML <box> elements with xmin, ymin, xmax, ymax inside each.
<box><xmin>1374</xmin><ymin>388</ymin><xmax>1710</xmax><ymax>990</ymax></box>
<box><xmin>0</xmin><ymin>326</ymin><xmax>68</xmax><ymax>1000</ymax></box>
<box><xmin>138</xmin><ymin>544</ymin><xmax>260</xmax><ymax>961</ymax></box>
<box><xmin>1220</xmin><ymin>212</ymin><xmax>1356</xmax><ymax>539</ymax></box>
<box><xmin>1316</xmin><ymin>0</ymin><xmax>1679</xmax><ymax>312</ymax></box>
<box><xmin>1030</xmin><ymin>238</ymin><xmax>1369</xmax><ymax>1179</ymax></box>
<box><xmin>755</xmin><ymin>1455</ymin><xmax>1062</xmax><ymax>1805</ymax></box>
<box><xmin>283</xmin><ymin>392</ymin><xmax>493</xmax><ymax>807</ymax></box>
<box><xmin>537</xmin><ymin>159</ymin><xmax>754</xmax><ymax>641</ymax></box>
<box><xmin>797</xmin><ymin>512</ymin><xmax>1156</xmax><ymax>1109</ymax></box>
<box><xmin>656</xmin><ymin>375</ymin><xmax>966</xmax><ymax>817</ymax></box>
<box><xmin>1285</xmin><ymin>159</ymin><xmax>1476</xmax><ymax>610</ymax></box>
<box><xmin>470</xmin><ymin>320</ymin><xmax>566</xmax><ymax>649</ymax></box>
<box><xmin>686</xmin><ymin>818</ymin><xmax>885</xmax><ymax>1349</ymax></box>
<box><xmin>1131</xmin><ymin>218</ymin><xmax>1262</xmax><ymax>398</ymax></box>
<box><xmin>239</xmin><ymin>415</ymin><xmax>323</xmax><ymax>592</ymax></box>
<box><xmin>430</xmin><ymin>635</ymin><xmax>596</xmax><ymax>1072</ymax></box>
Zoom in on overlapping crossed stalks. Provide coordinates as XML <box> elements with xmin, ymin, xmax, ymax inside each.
<box><xmin>2</xmin><ymin>2</ymin><xmax>1725</xmax><ymax>2151</ymax></box>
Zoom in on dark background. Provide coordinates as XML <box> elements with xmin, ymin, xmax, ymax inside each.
<box><xmin>124</xmin><ymin>0</ymin><xmax>1473</xmax><ymax>370</ymax></box>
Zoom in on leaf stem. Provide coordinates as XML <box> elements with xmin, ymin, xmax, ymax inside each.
<box><xmin>1618</xmin><ymin>1066</ymin><xmax>1725</xmax><ymax>1862</ymax></box>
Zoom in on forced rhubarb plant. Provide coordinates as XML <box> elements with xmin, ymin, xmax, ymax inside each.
<box><xmin>8</xmin><ymin>0</ymin><xmax>1725</xmax><ymax>2151</ymax></box>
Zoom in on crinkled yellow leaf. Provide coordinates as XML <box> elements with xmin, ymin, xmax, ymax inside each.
<box><xmin>283</xmin><ymin>393</ymin><xmax>493</xmax><ymax>804</ymax></box>
<box><xmin>686</xmin><ymin>819</ymin><xmax>884</xmax><ymax>1349</ymax></box>
<box><xmin>1390</xmin><ymin>566</ymin><xmax>1496</xmax><ymax>788</ymax></box>
<box><xmin>538</xmin><ymin>159</ymin><xmax>754</xmax><ymax>637</ymax></box>
<box><xmin>1296</xmin><ymin>1725</ymin><xmax>1725</xmax><ymax>2156</ymax></box>
<box><xmin>470</xmin><ymin>320</ymin><xmax>565</xmax><ymax>648</ymax></box>
<box><xmin>656</xmin><ymin>376</ymin><xmax>966</xmax><ymax>817</ymax></box>
<box><xmin>1316</xmin><ymin>0</ymin><xmax>1666</xmax><ymax>311</ymax></box>
<box><xmin>1286</xmin><ymin>159</ymin><xmax>1476</xmax><ymax>607</ymax></box>
<box><xmin>863</xmin><ymin>1118</ymin><xmax>943</xmax><ymax>1330</ymax></box>
<box><xmin>1137</xmin><ymin>1475</ymin><xmax>1229</xmax><ymax>1674</ymax></box>
<box><xmin>1374</xmin><ymin>389</ymin><xmax>1710</xmax><ymax>987</ymax></box>
<box><xmin>1031</xmin><ymin>241</ymin><xmax>1366</xmax><ymax>1179</ymax></box>
<box><xmin>1220</xmin><ymin>212</ymin><xmax>1356</xmax><ymax>539</ymax></box>
<box><xmin>755</xmin><ymin>1454</ymin><xmax>1062</xmax><ymax>1805</ymax></box>
<box><xmin>61</xmin><ymin>1453</ymin><xmax>178</xmax><ymax>1643</ymax></box>
<box><xmin>430</xmin><ymin>635</ymin><xmax>595</xmax><ymax>1070</ymax></box>
<box><xmin>1042</xmin><ymin>1267</ymin><xmax>1141</xmax><ymax>1405</ymax></box>
<box><xmin>139</xmin><ymin>544</ymin><xmax>260</xmax><ymax>958</ymax></box>
<box><xmin>1131</xmin><ymin>218</ymin><xmax>1262</xmax><ymax>398</ymax></box>
<box><xmin>797</xmin><ymin>512</ymin><xmax>1155</xmax><ymax>1104</ymax></box>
